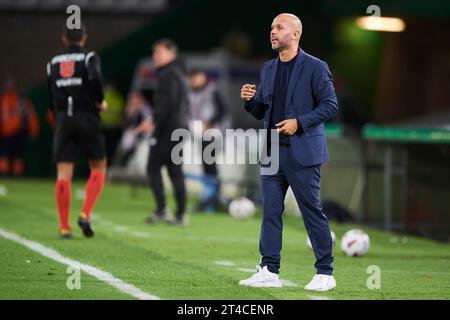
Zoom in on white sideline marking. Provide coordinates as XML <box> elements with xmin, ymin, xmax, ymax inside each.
<box><xmin>0</xmin><ymin>227</ymin><xmax>160</xmax><ymax>300</ymax></box>
<box><xmin>280</xmin><ymin>279</ymin><xmax>298</xmax><ymax>287</ymax></box>
<box><xmin>114</xmin><ymin>226</ymin><xmax>130</xmax><ymax>233</ymax></box>
<box><xmin>214</xmin><ymin>260</ymin><xmax>236</xmax><ymax>266</ymax></box>
<box><xmin>93</xmin><ymin>213</ymin><xmax>303</xmax><ymax>245</ymax></box>
<box><xmin>131</xmin><ymin>231</ymin><xmax>150</xmax><ymax>238</ymax></box>
<box><xmin>95</xmin><ymin>213</ymin><xmax>261</xmax><ymax>244</ymax></box>
<box><xmin>237</xmin><ymin>268</ymin><xmax>256</xmax><ymax>272</ymax></box>
<box><xmin>306</xmin><ymin>294</ymin><xmax>332</xmax><ymax>300</ymax></box>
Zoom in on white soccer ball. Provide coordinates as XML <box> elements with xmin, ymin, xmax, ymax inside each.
<box><xmin>228</xmin><ymin>197</ymin><xmax>256</xmax><ymax>219</ymax></box>
<box><xmin>306</xmin><ymin>230</ymin><xmax>336</xmax><ymax>251</ymax></box>
<box><xmin>341</xmin><ymin>229</ymin><xmax>370</xmax><ymax>257</ymax></box>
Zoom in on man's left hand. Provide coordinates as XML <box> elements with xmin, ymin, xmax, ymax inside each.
<box><xmin>276</xmin><ymin>119</ymin><xmax>298</xmax><ymax>136</ymax></box>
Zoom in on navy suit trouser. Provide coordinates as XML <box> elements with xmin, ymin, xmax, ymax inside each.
<box><xmin>259</xmin><ymin>145</ymin><xmax>334</xmax><ymax>275</ymax></box>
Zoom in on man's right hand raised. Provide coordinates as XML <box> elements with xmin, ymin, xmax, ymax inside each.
<box><xmin>96</xmin><ymin>100</ymin><xmax>108</xmax><ymax>112</ymax></box>
<box><xmin>240</xmin><ymin>84</ymin><xmax>256</xmax><ymax>101</ymax></box>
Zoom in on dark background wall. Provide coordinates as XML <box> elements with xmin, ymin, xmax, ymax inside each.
<box><xmin>0</xmin><ymin>13</ymin><xmax>151</xmax><ymax>89</ymax></box>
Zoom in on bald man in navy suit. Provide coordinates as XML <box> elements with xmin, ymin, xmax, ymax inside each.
<box><xmin>239</xmin><ymin>13</ymin><xmax>339</xmax><ymax>291</ymax></box>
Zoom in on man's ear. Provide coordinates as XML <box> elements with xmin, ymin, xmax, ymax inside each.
<box><xmin>61</xmin><ymin>35</ymin><xmax>68</xmax><ymax>46</ymax></box>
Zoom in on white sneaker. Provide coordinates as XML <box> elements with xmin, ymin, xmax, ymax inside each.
<box><xmin>304</xmin><ymin>274</ymin><xmax>336</xmax><ymax>291</ymax></box>
<box><xmin>239</xmin><ymin>266</ymin><xmax>283</xmax><ymax>288</ymax></box>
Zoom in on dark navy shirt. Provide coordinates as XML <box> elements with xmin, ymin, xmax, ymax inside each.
<box><xmin>270</xmin><ymin>54</ymin><xmax>297</xmax><ymax>145</ymax></box>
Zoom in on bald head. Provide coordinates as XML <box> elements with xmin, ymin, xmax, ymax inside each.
<box><xmin>270</xmin><ymin>13</ymin><xmax>302</xmax><ymax>52</ymax></box>
<box><xmin>275</xmin><ymin>13</ymin><xmax>302</xmax><ymax>33</ymax></box>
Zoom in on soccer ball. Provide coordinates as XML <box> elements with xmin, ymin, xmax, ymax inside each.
<box><xmin>306</xmin><ymin>230</ymin><xmax>336</xmax><ymax>251</ymax></box>
<box><xmin>228</xmin><ymin>197</ymin><xmax>256</xmax><ymax>219</ymax></box>
<box><xmin>341</xmin><ymin>229</ymin><xmax>370</xmax><ymax>257</ymax></box>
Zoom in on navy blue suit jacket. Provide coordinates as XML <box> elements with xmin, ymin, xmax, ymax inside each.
<box><xmin>245</xmin><ymin>49</ymin><xmax>339</xmax><ymax>167</ymax></box>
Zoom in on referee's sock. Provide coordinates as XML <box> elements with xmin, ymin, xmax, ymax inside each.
<box><xmin>55</xmin><ymin>179</ymin><xmax>71</xmax><ymax>231</ymax></box>
<box><xmin>81</xmin><ymin>170</ymin><xmax>105</xmax><ymax>220</ymax></box>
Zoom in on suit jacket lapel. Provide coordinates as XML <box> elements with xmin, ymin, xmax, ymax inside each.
<box><xmin>285</xmin><ymin>48</ymin><xmax>305</xmax><ymax>109</ymax></box>
<box><xmin>263</xmin><ymin>58</ymin><xmax>278</xmax><ymax>128</ymax></box>
<box><xmin>267</xmin><ymin>58</ymin><xmax>278</xmax><ymax>103</ymax></box>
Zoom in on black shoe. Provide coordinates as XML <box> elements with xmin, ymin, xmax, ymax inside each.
<box><xmin>78</xmin><ymin>217</ymin><xmax>94</xmax><ymax>238</ymax></box>
<box><xmin>59</xmin><ymin>230</ymin><xmax>73</xmax><ymax>239</ymax></box>
<box><xmin>169</xmin><ymin>214</ymin><xmax>189</xmax><ymax>226</ymax></box>
<box><xmin>145</xmin><ymin>208</ymin><xmax>173</xmax><ymax>224</ymax></box>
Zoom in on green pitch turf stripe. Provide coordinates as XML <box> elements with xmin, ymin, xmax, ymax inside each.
<box><xmin>0</xmin><ymin>227</ymin><xmax>160</xmax><ymax>300</ymax></box>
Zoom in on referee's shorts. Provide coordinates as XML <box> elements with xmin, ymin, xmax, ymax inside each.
<box><xmin>53</xmin><ymin>112</ymin><xmax>106</xmax><ymax>163</ymax></box>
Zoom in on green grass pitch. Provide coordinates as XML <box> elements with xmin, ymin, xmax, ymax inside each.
<box><xmin>0</xmin><ymin>178</ymin><xmax>449</xmax><ymax>299</ymax></box>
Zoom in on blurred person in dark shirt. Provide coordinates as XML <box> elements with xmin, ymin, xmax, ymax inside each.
<box><xmin>136</xmin><ymin>39</ymin><xmax>189</xmax><ymax>226</ymax></box>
